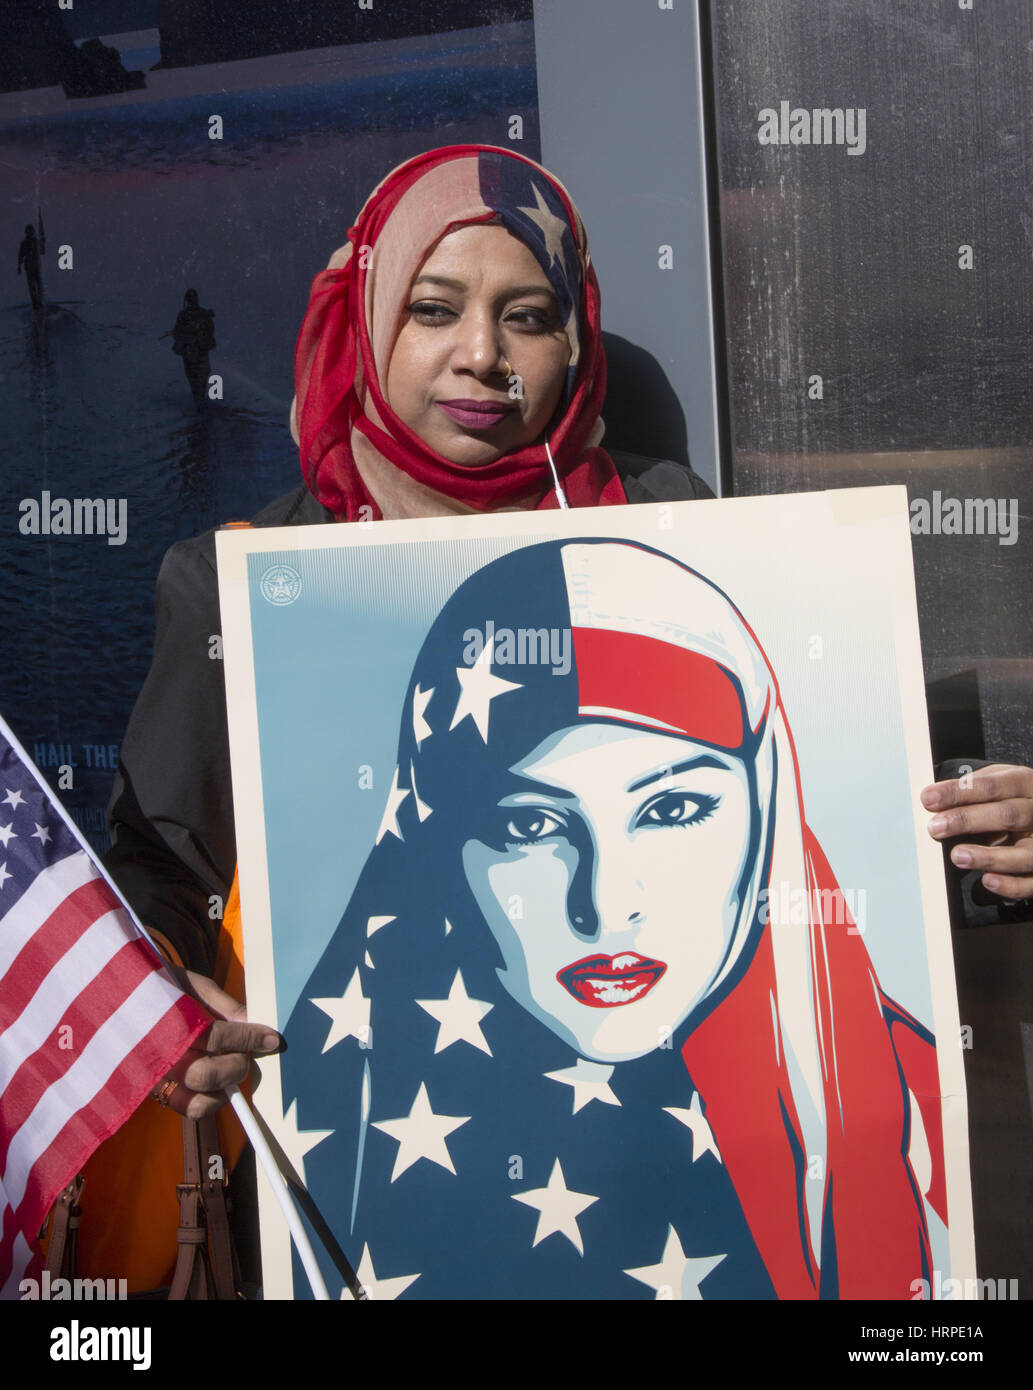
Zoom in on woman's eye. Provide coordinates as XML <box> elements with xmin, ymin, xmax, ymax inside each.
<box><xmin>502</xmin><ymin>808</ymin><xmax>564</xmax><ymax>845</ymax></box>
<box><xmin>635</xmin><ymin>791</ymin><xmax>720</xmax><ymax>830</ymax></box>
<box><xmin>407</xmin><ymin>301</ymin><xmax>455</xmax><ymax>322</ymax></box>
<box><xmin>505</xmin><ymin>307</ymin><xmax>556</xmax><ymax>332</ymax></box>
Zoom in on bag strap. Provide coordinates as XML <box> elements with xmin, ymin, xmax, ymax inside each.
<box><xmin>200</xmin><ymin>1114</ymin><xmax>238</xmax><ymax>1300</ymax></box>
<box><xmin>168</xmin><ymin>1116</ymin><xmax>240</xmax><ymax>1300</ymax></box>
<box><xmin>42</xmin><ymin>1173</ymin><xmax>84</xmax><ymax>1283</ymax></box>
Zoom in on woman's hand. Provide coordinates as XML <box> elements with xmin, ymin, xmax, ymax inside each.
<box><xmin>922</xmin><ymin>763</ymin><xmax>1033</xmax><ymax>902</ymax></box>
<box><xmin>153</xmin><ymin>970</ymin><xmax>283</xmax><ymax>1121</ymax></box>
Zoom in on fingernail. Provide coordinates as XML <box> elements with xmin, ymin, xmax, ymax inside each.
<box><xmin>261</xmin><ymin>1033</ymin><xmax>286</xmax><ymax>1054</ymax></box>
<box><xmin>951</xmin><ymin>848</ymin><xmax>972</xmax><ymax>868</ymax></box>
<box><xmin>983</xmin><ymin>875</ymin><xmax>1000</xmax><ymax>892</ymax></box>
<box><xmin>928</xmin><ymin>816</ymin><xmax>948</xmax><ymax>835</ymax></box>
<box><xmin>922</xmin><ymin>788</ymin><xmax>943</xmax><ymax>809</ymax></box>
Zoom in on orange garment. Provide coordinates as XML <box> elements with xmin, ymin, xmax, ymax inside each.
<box><xmin>74</xmin><ymin>873</ymin><xmax>248</xmax><ymax>1291</ymax></box>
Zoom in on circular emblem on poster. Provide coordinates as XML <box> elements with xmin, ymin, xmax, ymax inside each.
<box><xmin>260</xmin><ymin>564</ymin><xmax>302</xmax><ymax>607</ymax></box>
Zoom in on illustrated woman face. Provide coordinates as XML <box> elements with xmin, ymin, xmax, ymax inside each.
<box><xmin>462</xmin><ymin>724</ymin><xmax>755</xmax><ymax>1063</ymax></box>
<box><xmin>385</xmin><ymin>223</ymin><xmax>571</xmax><ymax>467</ymax></box>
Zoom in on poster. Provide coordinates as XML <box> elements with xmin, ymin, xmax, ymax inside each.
<box><xmin>218</xmin><ymin>486</ymin><xmax>976</xmax><ymax>1300</ymax></box>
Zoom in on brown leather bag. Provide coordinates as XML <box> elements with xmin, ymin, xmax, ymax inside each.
<box><xmin>44</xmin><ymin>1114</ymin><xmax>241</xmax><ymax>1300</ymax></box>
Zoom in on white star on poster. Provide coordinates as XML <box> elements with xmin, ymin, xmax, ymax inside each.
<box><xmin>366</xmin><ymin>914</ymin><xmax>395</xmax><ymax>937</ymax></box>
<box><xmin>512</xmin><ymin>1158</ymin><xmax>598</xmax><ymax>1255</ymax></box>
<box><xmin>31</xmin><ymin>823</ymin><xmax>51</xmax><ymax>844</ymax></box>
<box><xmin>311</xmin><ymin>968</ymin><xmax>370</xmax><ymax>1053</ymax></box>
<box><xmin>271</xmin><ymin>1099</ymin><xmax>332</xmax><ymax>1186</ymax></box>
<box><xmin>624</xmin><ymin>1224</ymin><xmax>726</xmax><ymax>1300</ymax></box>
<box><xmin>412</xmin><ymin>684</ymin><xmax>434</xmax><ymax>747</ymax></box>
<box><xmin>409</xmin><ymin>761</ymin><xmax>432</xmax><ymax>822</ymax></box>
<box><xmin>544</xmin><ymin>1059</ymin><xmax>621</xmax><ymax>1114</ymax></box>
<box><xmin>372</xmin><ymin>1082</ymin><xmax>470</xmax><ymax>1182</ymax></box>
<box><xmin>663</xmin><ymin>1091</ymin><xmax>722</xmax><ymax>1164</ymax></box>
<box><xmin>0</xmin><ymin>822</ymin><xmax>16</xmax><ymax>848</ymax></box>
<box><xmin>343</xmin><ymin>1244</ymin><xmax>420</xmax><ymax>1302</ymax></box>
<box><xmin>0</xmin><ymin>863</ymin><xmax>11</xmax><ymax>890</ymax></box>
<box><xmin>518</xmin><ymin>183</ymin><xmax>568</xmax><ymax>275</ymax></box>
<box><xmin>416</xmin><ymin>969</ymin><xmax>493</xmax><ymax>1056</ymax></box>
<box><xmin>375</xmin><ymin>766</ymin><xmax>410</xmax><ymax>844</ymax></box>
<box><xmin>1</xmin><ymin>789</ymin><xmax>24</xmax><ymax>811</ymax></box>
<box><xmin>450</xmin><ymin>637</ymin><xmax>522</xmax><ymax>742</ymax></box>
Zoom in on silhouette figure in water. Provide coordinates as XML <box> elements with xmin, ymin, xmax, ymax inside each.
<box><xmin>17</xmin><ymin>220</ymin><xmax>45</xmax><ymax>314</ymax></box>
<box><xmin>167</xmin><ymin>289</ymin><xmax>216</xmax><ymax>408</ymax></box>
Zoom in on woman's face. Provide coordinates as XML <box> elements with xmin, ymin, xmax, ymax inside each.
<box><xmin>385</xmin><ymin>223</ymin><xmax>572</xmax><ymax>467</ymax></box>
<box><xmin>462</xmin><ymin>725</ymin><xmax>755</xmax><ymax>1063</ymax></box>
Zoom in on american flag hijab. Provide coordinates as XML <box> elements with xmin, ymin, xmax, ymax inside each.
<box><xmin>290</xmin><ymin>145</ymin><xmax>625</xmax><ymax>520</ymax></box>
<box><xmin>282</xmin><ymin>540</ymin><xmax>948</xmax><ymax>1299</ymax></box>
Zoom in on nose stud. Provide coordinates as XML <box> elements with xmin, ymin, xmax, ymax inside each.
<box><xmin>503</xmin><ymin>357</ymin><xmax>513</xmax><ymax>378</ymax></box>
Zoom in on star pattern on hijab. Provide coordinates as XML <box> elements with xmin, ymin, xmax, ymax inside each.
<box><xmin>412</xmin><ymin>684</ymin><xmax>434</xmax><ymax>747</ymax></box>
<box><xmin>372</xmin><ymin>1081</ymin><xmax>471</xmax><ymax>1182</ymax></box>
<box><xmin>376</xmin><ymin>766</ymin><xmax>410</xmax><ymax>843</ymax></box>
<box><xmin>663</xmin><ymin>1091</ymin><xmax>723</xmax><ymax>1164</ymax></box>
<box><xmin>512</xmin><ymin>1158</ymin><xmax>598</xmax><ymax>1255</ymax></box>
<box><xmin>416</xmin><ymin>969</ymin><xmax>494</xmax><ymax>1056</ymax></box>
<box><xmin>518</xmin><ymin>183</ymin><xmax>569</xmax><ymax>277</ymax></box>
<box><xmin>311</xmin><ymin>967</ymin><xmax>371</xmax><ymax>1053</ymax></box>
<box><xmin>544</xmin><ymin>1059</ymin><xmax>621</xmax><ymax>1114</ymax></box>
<box><xmin>624</xmin><ymin>1225</ymin><xmax>726</xmax><ymax>1300</ymax></box>
<box><xmin>346</xmin><ymin>1244</ymin><xmax>421</xmax><ymax>1302</ymax></box>
<box><xmin>449</xmin><ymin>636</ymin><xmax>523</xmax><ymax>742</ymax></box>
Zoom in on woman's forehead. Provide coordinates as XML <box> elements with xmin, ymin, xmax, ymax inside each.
<box><xmin>511</xmin><ymin>724</ymin><xmax>745</xmax><ymax>793</ymax></box>
<box><xmin>412</xmin><ymin>223</ymin><xmax>556</xmax><ymax>294</ymax></box>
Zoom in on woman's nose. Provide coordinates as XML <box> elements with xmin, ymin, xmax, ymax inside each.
<box><xmin>449</xmin><ymin>312</ymin><xmax>506</xmax><ymax>378</ymax></box>
<box><xmin>565</xmin><ymin>830</ymin><xmax>646</xmax><ymax>942</ymax></box>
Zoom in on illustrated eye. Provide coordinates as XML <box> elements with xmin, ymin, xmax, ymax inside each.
<box><xmin>502</xmin><ymin>808</ymin><xmax>565</xmax><ymax>845</ymax></box>
<box><xmin>635</xmin><ymin>791</ymin><xmax>720</xmax><ymax>830</ymax></box>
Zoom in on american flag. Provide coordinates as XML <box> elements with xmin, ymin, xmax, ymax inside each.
<box><xmin>0</xmin><ymin>715</ymin><xmax>210</xmax><ymax>1297</ymax></box>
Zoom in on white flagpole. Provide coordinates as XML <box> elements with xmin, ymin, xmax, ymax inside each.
<box><xmin>0</xmin><ymin>711</ymin><xmax>332</xmax><ymax>1301</ymax></box>
<box><xmin>226</xmin><ymin>1086</ymin><xmax>330</xmax><ymax>1301</ymax></box>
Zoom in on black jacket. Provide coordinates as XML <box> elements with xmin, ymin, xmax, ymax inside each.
<box><xmin>106</xmin><ymin>452</ymin><xmax>714</xmax><ymax>972</ymax></box>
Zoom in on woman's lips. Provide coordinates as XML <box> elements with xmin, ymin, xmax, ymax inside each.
<box><xmin>556</xmin><ymin>953</ymin><xmax>667</xmax><ymax>1008</ymax></box>
<box><xmin>437</xmin><ymin>399</ymin><xmax>514</xmax><ymax>429</ymax></box>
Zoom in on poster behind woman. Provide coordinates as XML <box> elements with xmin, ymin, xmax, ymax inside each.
<box><xmin>218</xmin><ymin>486</ymin><xmax>975</xmax><ymax>1300</ymax></box>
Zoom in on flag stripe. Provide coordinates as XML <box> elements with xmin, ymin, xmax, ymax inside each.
<box><xmin>0</xmin><ymin>731</ymin><xmax>211</xmax><ymax>1296</ymax></box>
<box><xmin>13</xmin><ymin>996</ymin><xmax>206</xmax><ymax>1240</ymax></box>
<box><xmin>4</xmin><ymin>972</ymin><xmax>205</xmax><ymax>1214</ymax></box>
<box><xmin>0</xmin><ymin>879</ymin><xmax>126</xmax><ymax>1030</ymax></box>
<box><xmin>0</xmin><ymin>938</ymin><xmax>159</xmax><ymax>1166</ymax></box>
<box><xmin>0</xmin><ymin>852</ymin><xmax>94</xmax><ymax>978</ymax></box>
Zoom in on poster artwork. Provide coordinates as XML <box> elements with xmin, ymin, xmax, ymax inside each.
<box><xmin>217</xmin><ymin>487</ymin><xmax>975</xmax><ymax>1300</ymax></box>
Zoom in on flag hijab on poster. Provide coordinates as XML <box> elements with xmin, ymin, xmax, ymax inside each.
<box><xmin>217</xmin><ymin>486</ymin><xmax>976</xmax><ymax>1301</ymax></box>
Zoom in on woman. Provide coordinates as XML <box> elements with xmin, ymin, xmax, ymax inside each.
<box><xmin>282</xmin><ymin>537</ymin><xmax>948</xmax><ymax>1300</ymax></box>
<box><xmin>102</xmin><ymin>143</ymin><xmax>1032</xmax><ymax>1289</ymax></box>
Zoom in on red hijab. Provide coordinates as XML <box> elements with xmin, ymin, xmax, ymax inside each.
<box><xmin>291</xmin><ymin>145</ymin><xmax>626</xmax><ymax>521</ymax></box>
